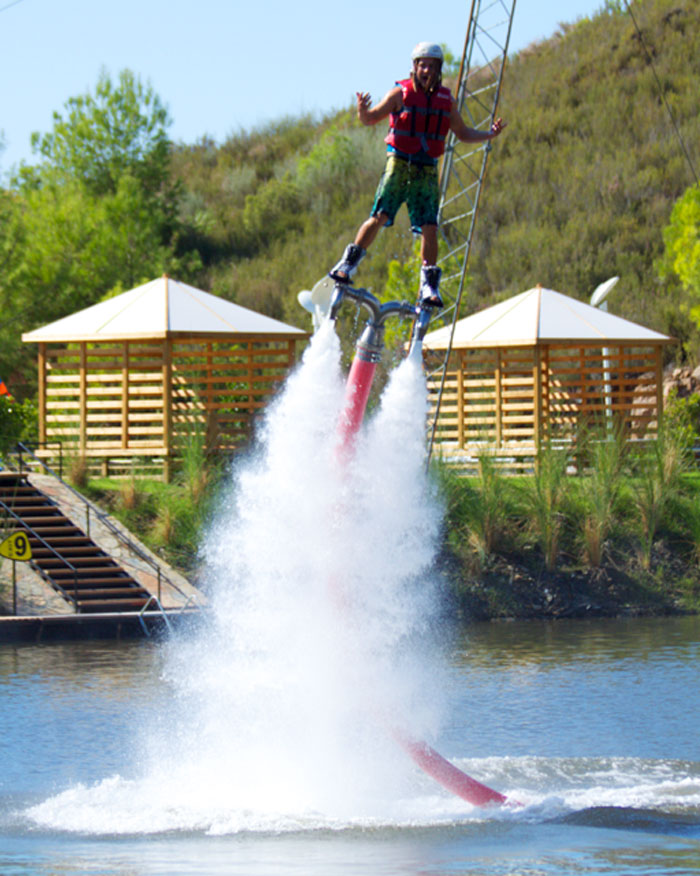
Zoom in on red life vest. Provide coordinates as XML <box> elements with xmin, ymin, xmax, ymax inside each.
<box><xmin>385</xmin><ymin>78</ymin><xmax>453</xmax><ymax>158</ymax></box>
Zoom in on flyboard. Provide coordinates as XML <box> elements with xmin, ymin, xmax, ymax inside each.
<box><xmin>298</xmin><ymin>278</ymin><xmax>508</xmax><ymax>808</ymax></box>
<box><xmin>297</xmin><ymin>276</ymin><xmax>337</xmax><ymax>333</ymax></box>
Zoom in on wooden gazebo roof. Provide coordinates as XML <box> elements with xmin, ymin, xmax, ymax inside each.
<box><xmin>22</xmin><ymin>275</ymin><xmax>307</xmax><ymax>343</ymax></box>
<box><xmin>423</xmin><ymin>286</ymin><xmax>672</xmax><ymax>350</ymax></box>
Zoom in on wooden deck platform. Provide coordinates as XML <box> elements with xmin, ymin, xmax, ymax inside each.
<box><xmin>0</xmin><ymin>609</ymin><xmax>201</xmax><ymax>642</ymax></box>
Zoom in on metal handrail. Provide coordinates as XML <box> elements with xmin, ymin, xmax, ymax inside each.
<box><xmin>176</xmin><ymin>593</ymin><xmax>202</xmax><ymax>614</ymax></box>
<box><xmin>0</xmin><ymin>496</ymin><xmax>80</xmax><ymax>610</ymax></box>
<box><xmin>12</xmin><ymin>442</ymin><xmax>191</xmax><ymax>604</ymax></box>
<box><xmin>138</xmin><ymin>595</ymin><xmax>174</xmax><ymax>636</ymax></box>
<box><xmin>138</xmin><ymin>593</ymin><xmax>203</xmax><ymax>637</ymax></box>
<box><xmin>14</xmin><ymin>440</ymin><xmax>64</xmax><ymax>479</ymax></box>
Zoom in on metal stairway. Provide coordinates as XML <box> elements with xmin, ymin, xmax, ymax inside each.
<box><xmin>0</xmin><ymin>471</ymin><xmax>151</xmax><ymax>613</ymax></box>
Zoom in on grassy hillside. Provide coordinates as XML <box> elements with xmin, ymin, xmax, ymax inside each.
<box><xmin>169</xmin><ymin>113</ymin><xmax>409</xmax><ymax>326</ymax></box>
<box><xmin>166</xmin><ymin>0</ymin><xmax>700</xmax><ymax>356</ymax></box>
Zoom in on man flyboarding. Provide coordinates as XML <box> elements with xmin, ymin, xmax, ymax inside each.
<box><xmin>329</xmin><ymin>42</ymin><xmax>506</xmax><ymax>308</ymax></box>
<box><xmin>317</xmin><ymin>48</ymin><xmax>511</xmax><ymax>806</ymax></box>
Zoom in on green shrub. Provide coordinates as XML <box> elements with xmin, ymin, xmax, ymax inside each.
<box><xmin>0</xmin><ymin>396</ymin><xmax>37</xmax><ymax>458</ymax></box>
<box><xmin>663</xmin><ymin>387</ymin><xmax>700</xmax><ymax>462</ymax></box>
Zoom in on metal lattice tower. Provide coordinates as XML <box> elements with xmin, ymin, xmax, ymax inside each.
<box><xmin>427</xmin><ymin>0</ymin><xmax>517</xmax><ymax>454</ymax></box>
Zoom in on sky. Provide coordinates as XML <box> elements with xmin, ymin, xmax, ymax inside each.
<box><xmin>0</xmin><ymin>0</ymin><xmax>604</xmax><ymax>176</ymax></box>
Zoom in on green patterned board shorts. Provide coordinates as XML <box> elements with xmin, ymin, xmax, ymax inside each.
<box><xmin>370</xmin><ymin>154</ymin><xmax>439</xmax><ymax>232</ymax></box>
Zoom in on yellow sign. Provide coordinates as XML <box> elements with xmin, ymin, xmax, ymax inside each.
<box><xmin>0</xmin><ymin>531</ymin><xmax>33</xmax><ymax>561</ymax></box>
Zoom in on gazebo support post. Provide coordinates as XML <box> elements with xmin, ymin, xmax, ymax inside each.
<box><xmin>205</xmin><ymin>342</ymin><xmax>215</xmax><ymax>451</ymax></box>
<box><xmin>162</xmin><ymin>338</ymin><xmax>173</xmax><ymax>483</ymax></box>
<box><xmin>79</xmin><ymin>343</ymin><xmax>87</xmax><ymax>454</ymax></box>
<box><xmin>37</xmin><ymin>343</ymin><xmax>47</xmax><ymax>446</ymax></box>
<box><xmin>540</xmin><ymin>345</ymin><xmax>550</xmax><ymax>447</ymax></box>
<box><xmin>611</xmin><ymin>346</ymin><xmax>622</xmax><ymax>438</ymax></box>
<box><xmin>121</xmin><ymin>342</ymin><xmax>130</xmax><ymax>450</ymax></box>
<box><xmin>495</xmin><ymin>348</ymin><xmax>503</xmax><ymax>448</ymax></box>
<box><xmin>457</xmin><ymin>359</ymin><xmax>465</xmax><ymax>449</ymax></box>
<box><xmin>533</xmin><ymin>345</ymin><xmax>543</xmax><ymax>456</ymax></box>
<box><xmin>246</xmin><ymin>341</ymin><xmax>254</xmax><ymax>416</ymax></box>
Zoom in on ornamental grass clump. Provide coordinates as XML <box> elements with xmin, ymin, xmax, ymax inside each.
<box><xmin>147</xmin><ymin>419</ymin><xmax>223</xmax><ymax>569</ymax></box>
<box><xmin>152</xmin><ymin>500</ymin><xmax>177</xmax><ymax>549</ymax></box>
<box><xmin>178</xmin><ymin>419</ymin><xmax>213</xmax><ymax>506</ymax></box>
<box><xmin>67</xmin><ymin>454</ymin><xmax>89</xmax><ymax>489</ymax></box>
<box><xmin>630</xmin><ymin>426</ymin><xmax>687</xmax><ymax>570</ymax></box>
<box><xmin>467</xmin><ymin>455</ymin><xmax>510</xmax><ymax>562</ymax></box>
<box><xmin>117</xmin><ymin>476</ymin><xmax>140</xmax><ymax>512</ymax></box>
<box><xmin>577</xmin><ymin>427</ymin><xmax>626</xmax><ymax>568</ymax></box>
<box><xmin>524</xmin><ymin>444</ymin><xmax>571</xmax><ymax>572</ymax></box>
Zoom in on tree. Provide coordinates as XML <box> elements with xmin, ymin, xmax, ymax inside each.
<box><xmin>660</xmin><ymin>184</ymin><xmax>700</xmax><ymax>325</ymax></box>
<box><xmin>9</xmin><ymin>173</ymin><xmax>183</xmax><ymax>315</ymax></box>
<box><xmin>242</xmin><ymin>176</ymin><xmax>305</xmax><ymax>245</ymax></box>
<box><xmin>20</xmin><ymin>67</ymin><xmax>184</xmax><ymax>268</ymax></box>
<box><xmin>29</xmin><ymin>68</ymin><xmax>172</xmax><ymax>198</ymax></box>
<box><xmin>0</xmin><ymin>70</ymin><xmax>202</xmax><ymax>395</ymax></box>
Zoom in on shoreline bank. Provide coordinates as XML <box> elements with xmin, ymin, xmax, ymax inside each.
<box><xmin>443</xmin><ymin>546</ymin><xmax>700</xmax><ymax>622</ymax></box>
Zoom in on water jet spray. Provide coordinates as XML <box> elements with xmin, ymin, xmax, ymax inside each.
<box><xmin>324</xmin><ymin>281</ymin><xmax>508</xmax><ymax>808</ymax></box>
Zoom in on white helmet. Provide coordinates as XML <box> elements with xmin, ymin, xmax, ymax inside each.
<box><xmin>411</xmin><ymin>42</ymin><xmax>444</xmax><ymax>63</ymax></box>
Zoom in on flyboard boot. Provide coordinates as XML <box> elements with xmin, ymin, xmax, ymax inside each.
<box><xmin>329</xmin><ymin>243</ymin><xmax>366</xmax><ymax>283</ymax></box>
<box><xmin>419</xmin><ymin>264</ymin><xmax>444</xmax><ymax>308</ymax></box>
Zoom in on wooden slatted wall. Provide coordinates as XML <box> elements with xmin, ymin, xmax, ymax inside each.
<box><xmin>39</xmin><ymin>337</ymin><xmax>297</xmax><ymax>466</ymax></box>
<box><xmin>427</xmin><ymin>347</ymin><xmax>539</xmax><ymax>456</ymax></box>
<box><xmin>42</xmin><ymin>341</ymin><xmax>168</xmax><ymax>455</ymax></box>
<box><xmin>544</xmin><ymin>344</ymin><xmax>661</xmax><ymax>442</ymax></box>
<box><xmin>170</xmin><ymin>338</ymin><xmax>296</xmax><ymax>450</ymax></box>
<box><xmin>428</xmin><ymin>342</ymin><xmax>663</xmax><ymax>470</ymax></box>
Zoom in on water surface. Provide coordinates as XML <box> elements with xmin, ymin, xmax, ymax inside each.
<box><xmin>1</xmin><ymin>616</ymin><xmax>698</xmax><ymax>876</ymax></box>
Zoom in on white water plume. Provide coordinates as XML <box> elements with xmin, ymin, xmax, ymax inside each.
<box><xmin>27</xmin><ymin>323</ymin><xmax>455</xmax><ymax>834</ymax></box>
<box><xmin>166</xmin><ymin>323</ymin><xmax>450</xmax><ymax>812</ymax></box>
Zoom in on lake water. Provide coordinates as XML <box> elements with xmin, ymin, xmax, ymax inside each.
<box><xmin>1</xmin><ymin>615</ymin><xmax>699</xmax><ymax>876</ymax></box>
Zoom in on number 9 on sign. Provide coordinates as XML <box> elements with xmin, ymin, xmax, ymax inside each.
<box><xmin>0</xmin><ymin>532</ymin><xmax>33</xmax><ymax>561</ymax></box>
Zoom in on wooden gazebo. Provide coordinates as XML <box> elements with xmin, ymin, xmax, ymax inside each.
<box><xmin>422</xmin><ymin>286</ymin><xmax>674</xmax><ymax>471</ymax></box>
<box><xmin>22</xmin><ymin>276</ymin><xmax>308</xmax><ymax>479</ymax></box>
